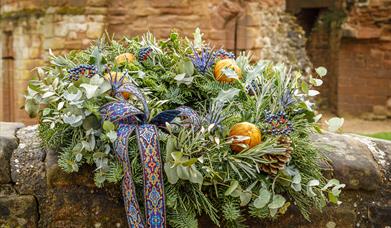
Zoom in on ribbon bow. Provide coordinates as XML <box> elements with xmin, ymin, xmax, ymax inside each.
<box><xmin>100</xmin><ymin>84</ymin><xmax>200</xmax><ymax>228</ymax></box>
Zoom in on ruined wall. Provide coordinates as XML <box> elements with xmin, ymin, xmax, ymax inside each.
<box><xmin>1</xmin><ymin>122</ymin><xmax>390</xmax><ymax>227</ymax></box>
<box><xmin>338</xmin><ymin>0</ymin><xmax>391</xmax><ymax>115</ymax></box>
<box><xmin>291</xmin><ymin>0</ymin><xmax>391</xmax><ymax>116</ymax></box>
<box><xmin>0</xmin><ymin>0</ymin><xmax>311</xmax><ymax>124</ymax></box>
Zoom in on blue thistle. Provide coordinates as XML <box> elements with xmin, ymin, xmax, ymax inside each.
<box><xmin>67</xmin><ymin>64</ymin><xmax>97</xmax><ymax>81</ymax></box>
<box><xmin>280</xmin><ymin>89</ymin><xmax>296</xmax><ymax>108</ymax></box>
<box><xmin>188</xmin><ymin>46</ymin><xmax>215</xmax><ymax>74</ymax></box>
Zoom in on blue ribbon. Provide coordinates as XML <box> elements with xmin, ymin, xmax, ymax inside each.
<box><xmin>100</xmin><ymin>84</ymin><xmax>200</xmax><ymax>227</ymax></box>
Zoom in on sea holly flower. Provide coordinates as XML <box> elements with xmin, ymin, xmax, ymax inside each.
<box><xmin>67</xmin><ymin>64</ymin><xmax>97</xmax><ymax>81</ymax></box>
<box><xmin>188</xmin><ymin>46</ymin><xmax>215</xmax><ymax>74</ymax></box>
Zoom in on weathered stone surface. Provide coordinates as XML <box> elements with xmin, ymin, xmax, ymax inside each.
<box><xmin>312</xmin><ymin>132</ymin><xmax>383</xmax><ymax>191</ymax></box>
<box><xmin>11</xmin><ymin>125</ymin><xmax>46</xmax><ymax>196</ymax></box>
<box><xmin>0</xmin><ymin>195</ymin><xmax>38</xmax><ymax>227</ymax></box>
<box><xmin>1</xmin><ymin>124</ymin><xmax>391</xmax><ymax>227</ymax></box>
<box><xmin>0</xmin><ymin>122</ymin><xmax>24</xmax><ymax>184</ymax></box>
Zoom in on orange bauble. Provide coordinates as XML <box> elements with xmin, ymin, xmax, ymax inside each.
<box><xmin>115</xmin><ymin>53</ymin><xmax>136</xmax><ymax>65</ymax></box>
<box><xmin>103</xmin><ymin>72</ymin><xmax>131</xmax><ymax>99</ymax></box>
<box><xmin>214</xmin><ymin>59</ymin><xmax>242</xmax><ymax>83</ymax></box>
<box><xmin>229</xmin><ymin>122</ymin><xmax>262</xmax><ymax>153</ymax></box>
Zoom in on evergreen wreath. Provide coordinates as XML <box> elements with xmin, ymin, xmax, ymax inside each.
<box><xmin>25</xmin><ymin>28</ymin><xmax>344</xmax><ymax>227</ymax></box>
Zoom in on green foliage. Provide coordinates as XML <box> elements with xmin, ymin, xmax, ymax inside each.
<box><xmin>25</xmin><ymin>29</ymin><xmax>343</xmax><ymax>227</ymax></box>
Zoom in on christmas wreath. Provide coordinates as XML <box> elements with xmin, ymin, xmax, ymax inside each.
<box><xmin>25</xmin><ymin>29</ymin><xmax>344</xmax><ymax>227</ymax></box>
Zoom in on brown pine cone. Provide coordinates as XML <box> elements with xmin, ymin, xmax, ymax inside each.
<box><xmin>260</xmin><ymin>136</ymin><xmax>293</xmax><ymax>175</ymax></box>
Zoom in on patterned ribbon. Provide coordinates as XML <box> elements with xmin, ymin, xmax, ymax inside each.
<box><xmin>100</xmin><ymin>84</ymin><xmax>200</xmax><ymax>228</ymax></box>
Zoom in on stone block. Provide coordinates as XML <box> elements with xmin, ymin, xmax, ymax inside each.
<box><xmin>312</xmin><ymin>132</ymin><xmax>383</xmax><ymax>191</ymax></box>
<box><xmin>11</xmin><ymin>125</ymin><xmax>46</xmax><ymax>197</ymax></box>
<box><xmin>0</xmin><ymin>195</ymin><xmax>38</xmax><ymax>227</ymax></box>
<box><xmin>86</xmin><ymin>22</ymin><xmax>104</xmax><ymax>38</ymax></box>
<box><xmin>0</xmin><ymin>122</ymin><xmax>24</xmax><ymax>184</ymax></box>
<box><xmin>43</xmin><ymin>37</ymin><xmax>65</xmax><ymax>50</ymax></box>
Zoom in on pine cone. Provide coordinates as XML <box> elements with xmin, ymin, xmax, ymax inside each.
<box><xmin>260</xmin><ymin>136</ymin><xmax>293</xmax><ymax>175</ymax></box>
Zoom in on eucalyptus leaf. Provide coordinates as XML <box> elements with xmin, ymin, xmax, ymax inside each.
<box><xmin>308</xmin><ymin>90</ymin><xmax>320</xmax><ymax>96</ymax></box>
<box><xmin>326</xmin><ymin>117</ymin><xmax>344</xmax><ymax>133</ymax></box>
<box><xmin>225</xmin><ymin>180</ymin><xmax>239</xmax><ymax>196</ymax></box>
<box><xmin>164</xmin><ymin>163</ymin><xmax>179</xmax><ymax>184</ymax></box>
<box><xmin>240</xmin><ymin>191</ymin><xmax>252</xmax><ymax>206</ymax></box>
<box><xmin>80</xmin><ymin>84</ymin><xmax>99</xmax><ymax>99</ymax></box>
<box><xmin>176</xmin><ymin>165</ymin><xmax>190</xmax><ymax>180</ymax></box>
<box><xmin>268</xmin><ymin>194</ymin><xmax>286</xmax><ymax>209</ymax></box>
<box><xmin>189</xmin><ymin>165</ymin><xmax>203</xmax><ymax>185</ymax></box>
<box><xmin>75</xmin><ymin>153</ymin><xmax>83</xmax><ymax>162</ymax></box>
<box><xmin>315</xmin><ymin>66</ymin><xmax>327</xmax><ymax>77</ymax></box>
<box><xmin>253</xmin><ymin>188</ymin><xmax>271</xmax><ymax>208</ymax></box>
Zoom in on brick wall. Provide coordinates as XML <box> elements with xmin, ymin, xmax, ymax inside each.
<box><xmin>337</xmin><ymin>38</ymin><xmax>391</xmax><ymax>115</ymax></box>
<box><xmin>0</xmin><ymin>0</ymin><xmax>312</xmax><ymax>124</ymax></box>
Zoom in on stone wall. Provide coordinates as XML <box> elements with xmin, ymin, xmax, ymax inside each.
<box><xmin>0</xmin><ymin>122</ymin><xmax>390</xmax><ymax>227</ymax></box>
<box><xmin>290</xmin><ymin>0</ymin><xmax>391</xmax><ymax>116</ymax></box>
<box><xmin>0</xmin><ymin>0</ymin><xmax>311</xmax><ymax>124</ymax></box>
<box><xmin>338</xmin><ymin>0</ymin><xmax>391</xmax><ymax>115</ymax></box>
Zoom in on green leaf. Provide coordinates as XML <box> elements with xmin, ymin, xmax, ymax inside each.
<box><xmin>189</xmin><ymin>165</ymin><xmax>203</xmax><ymax>185</ymax></box>
<box><xmin>103</xmin><ymin>120</ymin><xmax>115</xmax><ymax>132</ymax></box>
<box><xmin>301</xmin><ymin>81</ymin><xmax>309</xmax><ymax>94</ymax></box>
<box><xmin>315</xmin><ymin>66</ymin><xmax>327</xmax><ymax>77</ymax></box>
<box><xmin>25</xmin><ymin>99</ymin><xmax>39</xmax><ymax>118</ymax></box>
<box><xmin>42</xmin><ymin>108</ymin><xmax>51</xmax><ymax>116</ymax></box>
<box><xmin>268</xmin><ymin>194</ymin><xmax>286</xmax><ymax>209</ymax></box>
<box><xmin>253</xmin><ymin>188</ymin><xmax>271</xmax><ymax>208</ymax></box>
<box><xmin>164</xmin><ymin>163</ymin><xmax>179</xmax><ymax>184</ymax></box>
<box><xmin>326</xmin><ymin>117</ymin><xmax>344</xmax><ymax>133</ymax></box>
<box><xmin>106</xmin><ymin>131</ymin><xmax>117</xmax><ymax>143</ymax></box>
<box><xmin>215</xmin><ymin>88</ymin><xmax>240</xmax><ymax>105</ymax></box>
<box><xmin>240</xmin><ymin>191</ymin><xmax>252</xmax><ymax>206</ymax></box>
<box><xmin>181</xmin><ymin>158</ymin><xmax>198</xmax><ymax>167</ymax></box>
<box><xmin>225</xmin><ymin>180</ymin><xmax>239</xmax><ymax>196</ymax></box>
<box><xmin>328</xmin><ymin>191</ymin><xmax>338</xmax><ymax>204</ymax></box>
<box><xmin>171</xmin><ymin>152</ymin><xmax>183</xmax><ymax>162</ymax></box>
<box><xmin>308</xmin><ymin>90</ymin><xmax>320</xmax><ymax>96</ymax></box>
<box><xmin>80</xmin><ymin>84</ymin><xmax>99</xmax><ymax>99</ymax></box>
<box><xmin>165</xmin><ymin>136</ymin><xmax>176</xmax><ymax>161</ymax></box>
<box><xmin>42</xmin><ymin>91</ymin><xmax>55</xmax><ymax>99</ymax></box>
<box><xmin>193</xmin><ymin>27</ymin><xmax>203</xmax><ymax>49</ymax></box>
<box><xmin>331</xmin><ymin>184</ymin><xmax>345</xmax><ymax>196</ymax></box>
<box><xmin>178</xmin><ymin>60</ymin><xmax>194</xmax><ymax>76</ymax></box>
<box><xmin>75</xmin><ymin>153</ymin><xmax>83</xmax><ymax>162</ymax></box>
<box><xmin>321</xmin><ymin>179</ymin><xmax>340</xmax><ymax>191</ymax></box>
<box><xmin>176</xmin><ymin>165</ymin><xmax>190</xmax><ymax>180</ymax></box>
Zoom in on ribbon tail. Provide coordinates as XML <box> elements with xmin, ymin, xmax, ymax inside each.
<box><xmin>136</xmin><ymin>124</ymin><xmax>166</xmax><ymax>228</ymax></box>
<box><xmin>115</xmin><ymin>124</ymin><xmax>145</xmax><ymax>228</ymax></box>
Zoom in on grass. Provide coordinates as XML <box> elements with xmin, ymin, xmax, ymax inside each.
<box><xmin>364</xmin><ymin>132</ymin><xmax>391</xmax><ymax>141</ymax></box>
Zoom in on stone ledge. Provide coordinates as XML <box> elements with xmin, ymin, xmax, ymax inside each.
<box><xmin>0</xmin><ymin>122</ymin><xmax>24</xmax><ymax>184</ymax></box>
<box><xmin>0</xmin><ymin>124</ymin><xmax>390</xmax><ymax>227</ymax></box>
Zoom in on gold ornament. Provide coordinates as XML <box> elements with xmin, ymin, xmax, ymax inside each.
<box><xmin>115</xmin><ymin>53</ymin><xmax>136</xmax><ymax>65</ymax></box>
<box><xmin>214</xmin><ymin>59</ymin><xmax>242</xmax><ymax>83</ymax></box>
<box><xmin>260</xmin><ymin>136</ymin><xmax>293</xmax><ymax>175</ymax></box>
<box><xmin>229</xmin><ymin>122</ymin><xmax>262</xmax><ymax>153</ymax></box>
